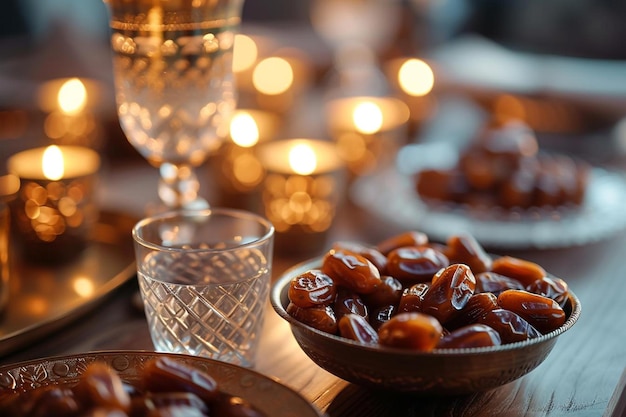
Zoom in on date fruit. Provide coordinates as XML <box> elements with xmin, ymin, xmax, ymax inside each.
<box><xmin>288</xmin><ymin>269</ymin><xmax>336</xmax><ymax>308</ymax></box>
<box><xmin>386</xmin><ymin>246</ymin><xmax>449</xmax><ymax>285</ymax></box>
<box><xmin>497</xmin><ymin>289</ymin><xmax>566</xmax><ymax>334</ymax></box>
<box><xmin>437</xmin><ymin>323</ymin><xmax>502</xmax><ymax>349</ymax></box>
<box><xmin>421</xmin><ymin>264</ymin><xmax>476</xmax><ymax>324</ymax></box>
<box><xmin>378</xmin><ymin>312</ymin><xmax>443</xmax><ymax>351</ymax></box>
<box><xmin>322</xmin><ymin>249</ymin><xmax>381</xmax><ymax>294</ymax></box>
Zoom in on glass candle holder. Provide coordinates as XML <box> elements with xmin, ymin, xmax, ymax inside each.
<box><xmin>211</xmin><ymin>109</ymin><xmax>281</xmax><ymax>211</ymax></box>
<box><xmin>257</xmin><ymin>138</ymin><xmax>346</xmax><ymax>256</ymax></box>
<box><xmin>325</xmin><ymin>95</ymin><xmax>410</xmax><ymax>179</ymax></box>
<box><xmin>384</xmin><ymin>57</ymin><xmax>438</xmax><ymax>133</ymax></box>
<box><xmin>7</xmin><ymin>145</ymin><xmax>100</xmax><ymax>264</ymax></box>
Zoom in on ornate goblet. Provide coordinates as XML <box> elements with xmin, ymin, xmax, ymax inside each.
<box><xmin>103</xmin><ymin>0</ymin><xmax>244</xmax><ymax>210</ymax></box>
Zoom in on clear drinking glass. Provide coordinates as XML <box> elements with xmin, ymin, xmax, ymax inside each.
<box><xmin>103</xmin><ymin>0</ymin><xmax>245</xmax><ymax>210</ymax></box>
<box><xmin>132</xmin><ymin>208</ymin><xmax>274</xmax><ymax>368</ymax></box>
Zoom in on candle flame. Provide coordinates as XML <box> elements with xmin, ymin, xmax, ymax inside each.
<box><xmin>398</xmin><ymin>58</ymin><xmax>434</xmax><ymax>97</ymax></box>
<box><xmin>42</xmin><ymin>145</ymin><xmax>64</xmax><ymax>180</ymax></box>
<box><xmin>289</xmin><ymin>143</ymin><xmax>317</xmax><ymax>175</ymax></box>
<box><xmin>353</xmin><ymin>101</ymin><xmax>383</xmax><ymax>134</ymax></box>
<box><xmin>253</xmin><ymin>57</ymin><xmax>294</xmax><ymax>95</ymax></box>
<box><xmin>233</xmin><ymin>34</ymin><xmax>258</xmax><ymax>73</ymax></box>
<box><xmin>230</xmin><ymin>112</ymin><xmax>259</xmax><ymax>147</ymax></box>
<box><xmin>58</xmin><ymin>78</ymin><xmax>87</xmax><ymax>115</ymax></box>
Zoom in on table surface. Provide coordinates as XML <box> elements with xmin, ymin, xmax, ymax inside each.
<box><xmin>1</xmin><ymin>161</ymin><xmax>625</xmax><ymax>417</ymax></box>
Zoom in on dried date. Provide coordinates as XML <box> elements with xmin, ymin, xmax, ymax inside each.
<box><xmin>338</xmin><ymin>313</ymin><xmax>379</xmax><ymax>344</ymax></box>
<box><xmin>321</xmin><ymin>249</ymin><xmax>382</xmax><ymax>294</ymax></box>
<box><xmin>288</xmin><ymin>269</ymin><xmax>336</xmax><ymax>308</ymax></box>
<box><xmin>497</xmin><ymin>289</ymin><xmax>566</xmax><ymax>334</ymax></box>
<box><xmin>437</xmin><ymin>323</ymin><xmax>502</xmax><ymax>349</ymax></box>
<box><xmin>378</xmin><ymin>312</ymin><xmax>443</xmax><ymax>351</ymax></box>
<box><xmin>421</xmin><ymin>264</ymin><xmax>476</xmax><ymax>325</ymax></box>
<box><xmin>386</xmin><ymin>246</ymin><xmax>449</xmax><ymax>285</ymax></box>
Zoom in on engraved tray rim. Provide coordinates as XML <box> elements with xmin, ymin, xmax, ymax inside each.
<box><xmin>0</xmin><ymin>350</ymin><xmax>326</xmax><ymax>417</ymax></box>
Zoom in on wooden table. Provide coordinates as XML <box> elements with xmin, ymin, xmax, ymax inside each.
<box><xmin>1</xmin><ymin>162</ymin><xmax>625</xmax><ymax>417</ymax></box>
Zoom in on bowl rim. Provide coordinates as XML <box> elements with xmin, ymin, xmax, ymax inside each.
<box><xmin>270</xmin><ymin>256</ymin><xmax>582</xmax><ymax>357</ymax></box>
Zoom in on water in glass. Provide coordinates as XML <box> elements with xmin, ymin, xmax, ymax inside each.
<box><xmin>137</xmin><ymin>246</ymin><xmax>270</xmax><ymax>368</ymax></box>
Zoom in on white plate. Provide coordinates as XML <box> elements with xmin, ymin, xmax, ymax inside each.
<box><xmin>351</xmin><ymin>144</ymin><xmax>626</xmax><ymax>249</ymax></box>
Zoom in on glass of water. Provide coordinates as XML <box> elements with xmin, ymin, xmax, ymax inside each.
<box><xmin>132</xmin><ymin>208</ymin><xmax>274</xmax><ymax>368</ymax></box>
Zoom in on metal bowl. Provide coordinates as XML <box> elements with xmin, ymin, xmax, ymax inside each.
<box><xmin>0</xmin><ymin>351</ymin><xmax>324</xmax><ymax>417</ymax></box>
<box><xmin>270</xmin><ymin>257</ymin><xmax>581</xmax><ymax>395</ymax></box>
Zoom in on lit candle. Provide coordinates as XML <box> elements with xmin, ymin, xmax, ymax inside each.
<box><xmin>251</xmin><ymin>52</ymin><xmax>313</xmax><ymax>114</ymax></box>
<box><xmin>212</xmin><ymin>109</ymin><xmax>281</xmax><ymax>210</ymax></box>
<box><xmin>7</xmin><ymin>145</ymin><xmax>101</xmax><ymax>264</ymax></box>
<box><xmin>257</xmin><ymin>139</ymin><xmax>346</xmax><ymax>255</ymax></box>
<box><xmin>384</xmin><ymin>57</ymin><xmax>438</xmax><ymax>128</ymax></box>
<box><xmin>325</xmin><ymin>96</ymin><xmax>409</xmax><ymax>177</ymax></box>
<box><xmin>37</xmin><ymin>77</ymin><xmax>105</xmax><ymax>148</ymax></box>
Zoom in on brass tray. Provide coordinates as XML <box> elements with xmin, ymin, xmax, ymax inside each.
<box><xmin>0</xmin><ymin>210</ymin><xmax>137</xmax><ymax>356</ymax></box>
<box><xmin>0</xmin><ymin>350</ymin><xmax>325</xmax><ymax>417</ymax></box>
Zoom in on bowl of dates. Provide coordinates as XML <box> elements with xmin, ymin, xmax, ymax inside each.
<box><xmin>270</xmin><ymin>231</ymin><xmax>581</xmax><ymax>394</ymax></box>
<box><xmin>0</xmin><ymin>351</ymin><xmax>324</xmax><ymax>417</ymax></box>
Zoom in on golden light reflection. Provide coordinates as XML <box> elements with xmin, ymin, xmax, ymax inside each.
<box><xmin>230</xmin><ymin>111</ymin><xmax>259</xmax><ymax>147</ymax></box>
<box><xmin>42</xmin><ymin>146</ymin><xmax>64</xmax><ymax>181</ymax></box>
<box><xmin>233</xmin><ymin>34</ymin><xmax>258</xmax><ymax>73</ymax></box>
<box><xmin>73</xmin><ymin>276</ymin><xmax>95</xmax><ymax>298</ymax></box>
<box><xmin>353</xmin><ymin>101</ymin><xmax>383</xmax><ymax>134</ymax></box>
<box><xmin>253</xmin><ymin>57</ymin><xmax>294</xmax><ymax>95</ymax></box>
<box><xmin>288</xmin><ymin>143</ymin><xmax>317</xmax><ymax>175</ymax></box>
<box><xmin>398</xmin><ymin>58</ymin><xmax>434</xmax><ymax>97</ymax></box>
<box><xmin>58</xmin><ymin>78</ymin><xmax>87</xmax><ymax>115</ymax></box>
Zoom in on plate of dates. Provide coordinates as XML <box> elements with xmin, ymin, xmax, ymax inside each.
<box><xmin>0</xmin><ymin>351</ymin><xmax>325</xmax><ymax>417</ymax></box>
<box><xmin>270</xmin><ymin>231</ymin><xmax>581</xmax><ymax>394</ymax></box>
<box><xmin>351</xmin><ymin>125</ymin><xmax>626</xmax><ymax>249</ymax></box>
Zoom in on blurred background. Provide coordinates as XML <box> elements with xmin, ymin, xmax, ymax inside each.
<box><xmin>3</xmin><ymin>0</ymin><xmax>626</xmax><ymax>205</ymax></box>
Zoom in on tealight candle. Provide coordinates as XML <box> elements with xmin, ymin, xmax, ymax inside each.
<box><xmin>250</xmin><ymin>52</ymin><xmax>314</xmax><ymax>114</ymax></box>
<box><xmin>211</xmin><ymin>109</ymin><xmax>281</xmax><ymax>210</ymax></box>
<box><xmin>38</xmin><ymin>77</ymin><xmax>105</xmax><ymax>149</ymax></box>
<box><xmin>256</xmin><ymin>138</ymin><xmax>346</xmax><ymax>255</ymax></box>
<box><xmin>325</xmin><ymin>95</ymin><xmax>410</xmax><ymax>178</ymax></box>
<box><xmin>384</xmin><ymin>57</ymin><xmax>437</xmax><ymax>132</ymax></box>
<box><xmin>7</xmin><ymin>145</ymin><xmax>101</xmax><ymax>264</ymax></box>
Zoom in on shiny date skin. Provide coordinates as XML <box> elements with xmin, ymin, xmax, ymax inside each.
<box><xmin>286</xmin><ymin>303</ymin><xmax>338</xmax><ymax>334</ymax></box>
<box><xmin>322</xmin><ymin>249</ymin><xmax>382</xmax><ymax>294</ymax></box>
<box><xmin>445</xmin><ymin>234</ymin><xmax>492</xmax><ymax>274</ymax></box>
<box><xmin>497</xmin><ymin>289</ymin><xmax>566</xmax><ymax>334</ymax></box>
<box><xmin>73</xmin><ymin>362</ymin><xmax>131</xmax><ymax>411</ymax></box>
<box><xmin>338</xmin><ymin>313</ymin><xmax>379</xmax><ymax>344</ymax></box>
<box><xmin>421</xmin><ymin>264</ymin><xmax>476</xmax><ymax>325</ymax></box>
<box><xmin>491</xmin><ymin>256</ymin><xmax>547</xmax><ymax>287</ymax></box>
<box><xmin>332</xmin><ymin>241</ymin><xmax>388</xmax><ymax>274</ymax></box>
<box><xmin>475</xmin><ymin>271</ymin><xmax>525</xmax><ymax>296</ymax></box>
<box><xmin>446</xmin><ymin>292</ymin><xmax>498</xmax><ymax>330</ymax></box>
<box><xmin>437</xmin><ymin>323</ymin><xmax>502</xmax><ymax>349</ymax></box>
<box><xmin>386</xmin><ymin>246</ymin><xmax>450</xmax><ymax>285</ymax></box>
<box><xmin>288</xmin><ymin>269</ymin><xmax>336</xmax><ymax>308</ymax></box>
<box><xmin>369</xmin><ymin>304</ymin><xmax>396</xmax><ymax>331</ymax></box>
<box><xmin>378</xmin><ymin>312</ymin><xmax>443</xmax><ymax>351</ymax></box>
<box><xmin>376</xmin><ymin>231</ymin><xmax>429</xmax><ymax>256</ymax></box>
<box><xmin>334</xmin><ymin>288</ymin><xmax>369</xmax><ymax>320</ymax></box>
<box><xmin>477</xmin><ymin>308</ymin><xmax>541</xmax><ymax>343</ymax></box>
<box><xmin>142</xmin><ymin>357</ymin><xmax>219</xmax><ymax>404</ymax></box>
<box><xmin>362</xmin><ymin>275</ymin><xmax>403</xmax><ymax>309</ymax></box>
<box><xmin>527</xmin><ymin>276</ymin><xmax>570</xmax><ymax>309</ymax></box>
<box><xmin>397</xmin><ymin>282</ymin><xmax>430</xmax><ymax>314</ymax></box>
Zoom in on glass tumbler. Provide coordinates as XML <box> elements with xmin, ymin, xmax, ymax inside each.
<box><xmin>132</xmin><ymin>208</ymin><xmax>274</xmax><ymax>368</ymax></box>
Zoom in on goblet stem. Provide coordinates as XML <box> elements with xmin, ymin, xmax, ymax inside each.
<box><xmin>158</xmin><ymin>162</ymin><xmax>208</xmax><ymax>210</ymax></box>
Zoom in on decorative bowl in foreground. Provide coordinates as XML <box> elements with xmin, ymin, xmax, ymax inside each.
<box><xmin>270</xmin><ymin>257</ymin><xmax>581</xmax><ymax>395</ymax></box>
<box><xmin>0</xmin><ymin>350</ymin><xmax>324</xmax><ymax>417</ymax></box>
